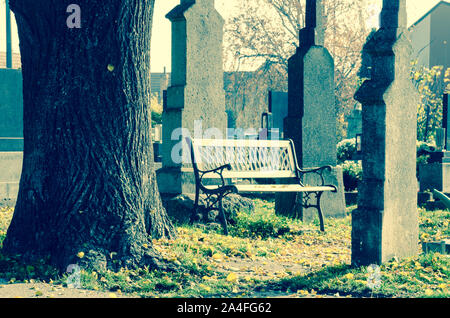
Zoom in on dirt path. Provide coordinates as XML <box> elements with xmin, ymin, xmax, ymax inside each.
<box><xmin>0</xmin><ymin>281</ymin><xmax>137</xmax><ymax>298</ymax></box>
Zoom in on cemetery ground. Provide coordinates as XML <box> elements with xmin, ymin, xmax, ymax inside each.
<box><xmin>0</xmin><ymin>199</ymin><xmax>449</xmax><ymax>299</ymax></box>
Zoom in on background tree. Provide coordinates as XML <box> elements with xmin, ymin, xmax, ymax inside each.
<box><xmin>224</xmin><ymin>0</ymin><xmax>377</xmax><ymax>140</ymax></box>
<box><xmin>411</xmin><ymin>63</ymin><xmax>450</xmax><ymax>142</ymax></box>
<box><xmin>2</xmin><ymin>0</ymin><xmax>175</xmax><ymax>272</ymax></box>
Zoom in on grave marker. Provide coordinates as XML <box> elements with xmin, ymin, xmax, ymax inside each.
<box><xmin>276</xmin><ymin>0</ymin><xmax>345</xmax><ymax>221</ymax></box>
<box><xmin>157</xmin><ymin>0</ymin><xmax>227</xmax><ymax>195</ymax></box>
<box><xmin>352</xmin><ymin>0</ymin><xmax>419</xmax><ymax>265</ymax></box>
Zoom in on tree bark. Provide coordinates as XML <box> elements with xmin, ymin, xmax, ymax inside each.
<box><xmin>2</xmin><ymin>0</ymin><xmax>176</xmax><ymax>272</ymax></box>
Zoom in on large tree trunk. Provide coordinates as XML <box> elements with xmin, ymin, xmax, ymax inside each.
<box><xmin>2</xmin><ymin>0</ymin><xmax>176</xmax><ymax>272</ymax></box>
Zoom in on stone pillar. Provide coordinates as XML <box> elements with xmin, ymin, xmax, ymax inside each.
<box><xmin>157</xmin><ymin>0</ymin><xmax>227</xmax><ymax>195</ymax></box>
<box><xmin>352</xmin><ymin>0</ymin><xmax>419</xmax><ymax>266</ymax></box>
<box><xmin>276</xmin><ymin>0</ymin><xmax>346</xmax><ymax>221</ymax></box>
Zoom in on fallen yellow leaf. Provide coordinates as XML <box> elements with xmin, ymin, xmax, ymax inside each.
<box><xmin>344</xmin><ymin>273</ymin><xmax>354</xmax><ymax>280</ymax></box>
<box><xmin>297</xmin><ymin>290</ymin><xmax>309</xmax><ymax>296</ymax></box>
<box><xmin>199</xmin><ymin>284</ymin><xmax>211</xmax><ymax>292</ymax></box>
<box><xmin>226</xmin><ymin>273</ymin><xmax>238</xmax><ymax>283</ymax></box>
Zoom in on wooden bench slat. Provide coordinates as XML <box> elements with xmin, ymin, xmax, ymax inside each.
<box><xmin>201</xmin><ymin>171</ymin><xmax>297</xmax><ymax>179</ymax></box>
<box><xmin>204</xmin><ymin>184</ymin><xmax>336</xmax><ymax>193</ymax></box>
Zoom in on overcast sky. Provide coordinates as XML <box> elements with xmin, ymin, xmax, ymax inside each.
<box><xmin>0</xmin><ymin>0</ymin><xmax>445</xmax><ymax>72</ymax></box>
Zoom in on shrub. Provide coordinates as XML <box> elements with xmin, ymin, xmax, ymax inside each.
<box><xmin>340</xmin><ymin>161</ymin><xmax>362</xmax><ymax>192</ymax></box>
<box><xmin>417</xmin><ymin>140</ymin><xmax>435</xmax><ymax>163</ymax></box>
<box><xmin>150</xmin><ymin>94</ymin><xmax>163</xmax><ymax>125</ymax></box>
<box><xmin>337</xmin><ymin>138</ymin><xmax>357</xmax><ymax>164</ymax></box>
<box><xmin>416</xmin><ymin>140</ymin><xmax>437</xmax><ymax>176</ymax></box>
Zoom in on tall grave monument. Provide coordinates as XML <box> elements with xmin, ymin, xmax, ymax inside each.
<box><xmin>353</xmin><ymin>0</ymin><xmax>419</xmax><ymax>265</ymax></box>
<box><xmin>276</xmin><ymin>0</ymin><xmax>345</xmax><ymax>221</ymax></box>
<box><xmin>158</xmin><ymin>0</ymin><xmax>227</xmax><ymax>195</ymax></box>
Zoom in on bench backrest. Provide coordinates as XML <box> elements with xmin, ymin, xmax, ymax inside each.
<box><xmin>188</xmin><ymin>138</ymin><xmax>299</xmax><ymax>179</ymax></box>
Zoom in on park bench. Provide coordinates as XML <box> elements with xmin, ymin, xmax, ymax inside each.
<box><xmin>186</xmin><ymin>137</ymin><xmax>337</xmax><ymax>235</ymax></box>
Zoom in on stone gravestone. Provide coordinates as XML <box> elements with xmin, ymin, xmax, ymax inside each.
<box><xmin>0</xmin><ymin>69</ymin><xmax>23</xmax><ymax>151</ymax></box>
<box><xmin>269</xmin><ymin>91</ymin><xmax>288</xmax><ymax>138</ymax></box>
<box><xmin>444</xmin><ymin>93</ymin><xmax>450</xmax><ymax>168</ymax></box>
<box><xmin>276</xmin><ymin>0</ymin><xmax>346</xmax><ymax>222</ymax></box>
<box><xmin>352</xmin><ymin>0</ymin><xmax>419</xmax><ymax>266</ymax></box>
<box><xmin>419</xmin><ymin>93</ymin><xmax>450</xmax><ymax>195</ymax></box>
<box><xmin>0</xmin><ymin>69</ymin><xmax>23</xmax><ymax>206</ymax></box>
<box><xmin>347</xmin><ymin>107</ymin><xmax>362</xmax><ymax>139</ymax></box>
<box><xmin>444</xmin><ymin>93</ymin><xmax>449</xmax><ymax>150</ymax></box>
<box><xmin>157</xmin><ymin>0</ymin><xmax>227</xmax><ymax>195</ymax></box>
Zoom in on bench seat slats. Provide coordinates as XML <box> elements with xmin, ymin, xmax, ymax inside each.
<box><xmin>202</xmin><ymin>171</ymin><xmax>297</xmax><ymax>179</ymax></box>
<box><xmin>204</xmin><ymin>184</ymin><xmax>336</xmax><ymax>193</ymax></box>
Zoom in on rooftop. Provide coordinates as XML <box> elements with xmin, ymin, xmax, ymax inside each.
<box><xmin>410</xmin><ymin>1</ymin><xmax>450</xmax><ymax>28</ymax></box>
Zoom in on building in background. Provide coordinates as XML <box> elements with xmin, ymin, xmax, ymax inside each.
<box><xmin>150</xmin><ymin>69</ymin><xmax>170</xmax><ymax>104</ymax></box>
<box><xmin>409</xmin><ymin>1</ymin><xmax>450</xmax><ymax>70</ymax></box>
<box><xmin>0</xmin><ymin>52</ymin><xmax>21</xmax><ymax>69</ymax></box>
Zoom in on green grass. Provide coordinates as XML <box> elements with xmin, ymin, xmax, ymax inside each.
<box><xmin>270</xmin><ymin>252</ymin><xmax>450</xmax><ymax>298</ymax></box>
<box><xmin>0</xmin><ymin>202</ymin><xmax>449</xmax><ymax>298</ymax></box>
<box><xmin>419</xmin><ymin>208</ymin><xmax>450</xmax><ymax>242</ymax></box>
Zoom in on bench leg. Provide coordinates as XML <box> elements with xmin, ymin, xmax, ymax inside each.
<box><xmin>316</xmin><ymin>192</ymin><xmax>325</xmax><ymax>232</ymax></box>
<box><xmin>190</xmin><ymin>186</ymin><xmax>200</xmax><ymax>223</ymax></box>
<box><xmin>218</xmin><ymin>195</ymin><xmax>229</xmax><ymax>235</ymax></box>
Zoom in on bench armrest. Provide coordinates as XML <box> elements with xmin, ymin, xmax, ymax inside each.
<box><xmin>197</xmin><ymin>164</ymin><xmax>232</xmax><ymax>189</ymax></box>
<box><xmin>296</xmin><ymin>165</ymin><xmax>337</xmax><ymax>191</ymax></box>
<box><xmin>199</xmin><ymin>164</ymin><xmax>232</xmax><ymax>175</ymax></box>
<box><xmin>297</xmin><ymin>165</ymin><xmax>332</xmax><ymax>174</ymax></box>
